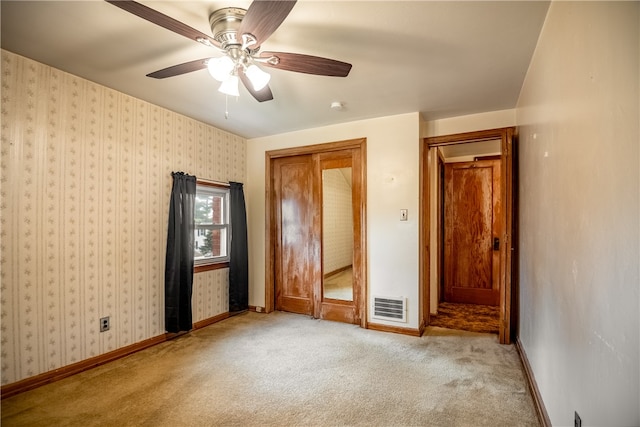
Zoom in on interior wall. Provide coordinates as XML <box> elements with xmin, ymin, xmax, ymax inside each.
<box><xmin>246</xmin><ymin>113</ymin><xmax>421</xmax><ymax>329</ymax></box>
<box><xmin>515</xmin><ymin>2</ymin><xmax>639</xmax><ymax>425</ymax></box>
<box><xmin>422</xmin><ymin>109</ymin><xmax>516</xmax><ymax>138</ymax></box>
<box><xmin>0</xmin><ymin>50</ymin><xmax>246</xmax><ymax>386</ymax></box>
<box><xmin>322</xmin><ymin>169</ymin><xmax>353</xmax><ymax>274</ymax></box>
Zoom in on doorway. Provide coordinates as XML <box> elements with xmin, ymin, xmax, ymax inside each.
<box><xmin>422</xmin><ymin>128</ymin><xmax>515</xmax><ymax>344</ymax></box>
<box><xmin>265</xmin><ymin>138</ymin><xmax>366</xmax><ymax>328</ymax></box>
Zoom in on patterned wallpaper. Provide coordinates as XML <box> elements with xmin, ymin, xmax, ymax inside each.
<box><xmin>322</xmin><ymin>168</ymin><xmax>353</xmax><ymax>273</ymax></box>
<box><xmin>0</xmin><ymin>50</ymin><xmax>246</xmax><ymax>385</ymax></box>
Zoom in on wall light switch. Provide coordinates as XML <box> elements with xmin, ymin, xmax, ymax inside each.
<box><xmin>400</xmin><ymin>209</ymin><xmax>408</xmax><ymax>221</ymax></box>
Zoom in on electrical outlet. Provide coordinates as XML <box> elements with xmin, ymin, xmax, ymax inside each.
<box><xmin>100</xmin><ymin>316</ymin><xmax>110</xmax><ymax>332</ymax></box>
<box><xmin>574</xmin><ymin>411</ymin><xmax>581</xmax><ymax>427</ymax></box>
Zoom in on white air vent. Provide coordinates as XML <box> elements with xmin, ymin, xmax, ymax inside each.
<box><xmin>372</xmin><ymin>296</ymin><xmax>406</xmax><ymax>323</ymax></box>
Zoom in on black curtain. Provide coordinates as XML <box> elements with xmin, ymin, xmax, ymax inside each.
<box><xmin>229</xmin><ymin>181</ymin><xmax>249</xmax><ymax>312</ymax></box>
<box><xmin>164</xmin><ymin>172</ymin><xmax>196</xmax><ymax>333</ymax></box>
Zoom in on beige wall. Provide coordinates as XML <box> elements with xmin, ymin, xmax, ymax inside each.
<box><xmin>422</xmin><ymin>109</ymin><xmax>516</xmax><ymax>138</ymax></box>
<box><xmin>516</xmin><ymin>2</ymin><xmax>639</xmax><ymax>425</ymax></box>
<box><xmin>246</xmin><ymin>110</ymin><xmax>519</xmax><ymax>327</ymax></box>
<box><xmin>0</xmin><ymin>50</ymin><xmax>246</xmax><ymax>385</ymax></box>
<box><xmin>247</xmin><ymin>113</ymin><xmax>422</xmax><ymax>328</ymax></box>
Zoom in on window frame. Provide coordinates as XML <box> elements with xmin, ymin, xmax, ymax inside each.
<box><xmin>194</xmin><ymin>180</ymin><xmax>231</xmax><ymax>273</ymax></box>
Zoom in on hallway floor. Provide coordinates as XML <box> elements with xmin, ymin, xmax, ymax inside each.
<box><xmin>429</xmin><ymin>302</ymin><xmax>500</xmax><ymax>334</ymax></box>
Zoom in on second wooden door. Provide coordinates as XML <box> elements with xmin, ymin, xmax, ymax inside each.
<box><xmin>444</xmin><ymin>159</ymin><xmax>502</xmax><ymax>306</ymax></box>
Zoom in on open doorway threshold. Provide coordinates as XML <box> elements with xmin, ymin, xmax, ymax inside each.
<box><xmin>430</xmin><ymin>302</ymin><xmax>499</xmax><ymax>334</ymax></box>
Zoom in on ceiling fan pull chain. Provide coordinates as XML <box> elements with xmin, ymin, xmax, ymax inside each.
<box><xmin>225</xmin><ymin>95</ymin><xmax>229</xmax><ymax>120</ymax></box>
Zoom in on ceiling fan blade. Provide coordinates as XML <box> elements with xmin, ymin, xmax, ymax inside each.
<box><xmin>239</xmin><ymin>72</ymin><xmax>274</xmax><ymax>102</ymax></box>
<box><xmin>105</xmin><ymin>0</ymin><xmax>220</xmax><ymax>48</ymax></box>
<box><xmin>146</xmin><ymin>58</ymin><xmax>212</xmax><ymax>79</ymax></box>
<box><xmin>239</xmin><ymin>1</ymin><xmax>297</xmax><ymax>46</ymax></box>
<box><xmin>259</xmin><ymin>52</ymin><xmax>352</xmax><ymax>77</ymax></box>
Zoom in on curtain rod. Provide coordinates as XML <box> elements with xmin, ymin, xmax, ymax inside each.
<box><xmin>196</xmin><ymin>178</ymin><xmax>230</xmax><ymax>187</ymax></box>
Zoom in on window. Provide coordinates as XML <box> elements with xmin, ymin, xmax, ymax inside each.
<box><xmin>194</xmin><ymin>182</ymin><xmax>230</xmax><ymax>267</ymax></box>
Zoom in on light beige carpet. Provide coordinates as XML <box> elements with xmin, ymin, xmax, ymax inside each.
<box><xmin>2</xmin><ymin>311</ymin><xmax>539</xmax><ymax>426</ymax></box>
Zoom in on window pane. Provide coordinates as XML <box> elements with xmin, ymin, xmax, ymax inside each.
<box><xmin>212</xmin><ymin>195</ymin><xmax>224</xmax><ymax>225</ymax></box>
<box><xmin>194</xmin><ymin>228</ymin><xmax>227</xmax><ymax>260</ymax></box>
<box><xmin>195</xmin><ymin>193</ymin><xmax>225</xmax><ymax>226</ymax></box>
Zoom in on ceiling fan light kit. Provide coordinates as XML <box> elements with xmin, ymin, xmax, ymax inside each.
<box><xmin>244</xmin><ymin>64</ymin><xmax>271</xmax><ymax>91</ymax></box>
<box><xmin>207</xmin><ymin>56</ymin><xmax>235</xmax><ymax>82</ymax></box>
<box><xmin>219</xmin><ymin>75</ymin><xmax>240</xmax><ymax>97</ymax></box>
<box><xmin>207</xmin><ymin>46</ymin><xmax>271</xmax><ymax>96</ymax></box>
<box><xmin>106</xmin><ymin>0</ymin><xmax>352</xmax><ymax>103</ymax></box>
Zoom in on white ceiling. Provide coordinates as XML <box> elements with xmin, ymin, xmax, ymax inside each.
<box><xmin>1</xmin><ymin>1</ymin><xmax>549</xmax><ymax>139</ymax></box>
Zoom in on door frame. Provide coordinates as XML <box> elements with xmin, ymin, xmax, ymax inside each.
<box><xmin>421</xmin><ymin>127</ymin><xmax>515</xmax><ymax>344</ymax></box>
<box><xmin>265</xmin><ymin>138</ymin><xmax>367</xmax><ymax>328</ymax></box>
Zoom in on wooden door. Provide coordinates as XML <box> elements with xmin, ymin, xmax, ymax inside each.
<box><xmin>273</xmin><ymin>154</ymin><xmax>320</xmax><ymax>315</ymax></box>
<box><xmin>444</xmin><ymin>159</ymin><xmax>501</xmax><ymax>306</ymax></box>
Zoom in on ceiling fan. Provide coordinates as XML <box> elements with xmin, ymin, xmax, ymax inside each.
<box><xmin>105</xmin><ymin>0</ymin><xmax>353</xmax><ymax>102</ymax></box>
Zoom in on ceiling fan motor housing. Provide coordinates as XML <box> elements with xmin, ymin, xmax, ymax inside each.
<box><xmin>209</xmin><ymin>8</ymin><xmax>247</xmax><ymax>49</ymax></box>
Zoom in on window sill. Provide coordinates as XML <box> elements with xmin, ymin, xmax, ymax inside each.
<box><xmin>195</xmin><ymin>262</ymin><xmax>229</xmax><ymax>273</ymax></box>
